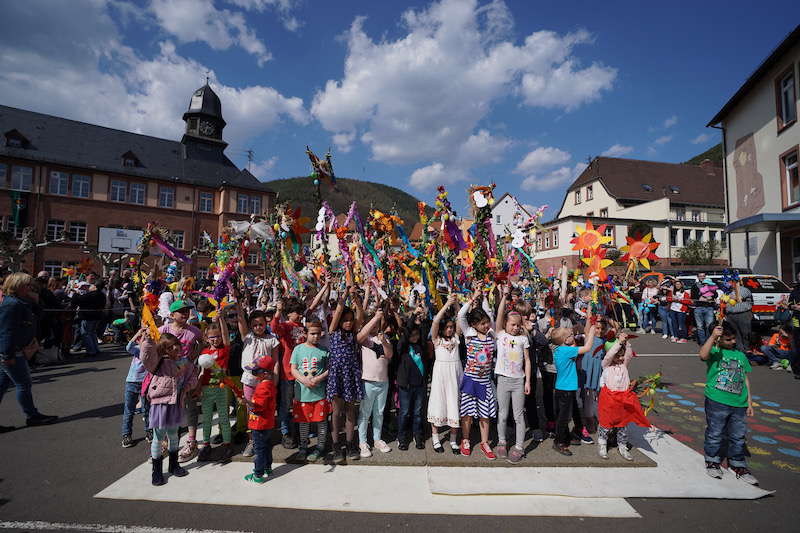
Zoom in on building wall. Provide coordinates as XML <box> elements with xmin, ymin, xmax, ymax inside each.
<box><xmin>557</xmin><ymin>179</ymin><xmax>619</xmax><ymax>218</ymax></box>
<box><xmin>490</xmin><ymin>194</ymin><xmax>529</xmax><ymax>238</ymax></box>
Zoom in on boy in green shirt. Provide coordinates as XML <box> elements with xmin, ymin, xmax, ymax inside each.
<box><xmin>699</xmin><ymin>324</ymin><xmax>757</xmax><ymax>485</ymax></box>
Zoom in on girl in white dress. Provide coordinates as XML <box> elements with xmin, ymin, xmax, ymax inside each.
<box><xmin>426</xmin><ymin>294</ymin><xmax>464</xmax><ymax>454</ymax></box>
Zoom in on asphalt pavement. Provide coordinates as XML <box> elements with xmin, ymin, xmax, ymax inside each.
<box><xmin>0</xmin><ymin>335</ymin><xmax>798</xmax><ymax>532</ymax></box>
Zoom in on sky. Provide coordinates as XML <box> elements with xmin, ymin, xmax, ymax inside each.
<box><xmin>1</xmin><ymin>0</ymin><xmax>799</xmax><ymax>220</ymax></box>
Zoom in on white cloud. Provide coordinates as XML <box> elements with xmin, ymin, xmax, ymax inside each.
<box><xmin>663</xmin><ymin>114</ymin><xmax>678</xmax><ymax>128</ymax></box>
<box><xmin>150</xmin><ymin>0</ymin><xmax>272</xmax><ymax>66</ymax></box>
<box><xmin>249</xmin><ymin>156</ymin><xmax>278</xmax><ymax>179</ymax></box>
<box><xmin>410</xmin><ymin>162</ymin><xmax>449</xmax><ymax>189</ymax></box>
<box><xmin>601</xmin><ymin>144</ymin><xmax>633</xmax><ymax>157</ymax></box>
<box><xmin>654</xmin><ymin>135</ymin><xmax>672</xmax><ymax>145</ymax></box>
<box><xmin>228</xmin><ymin>0</ymin><xmax>303</xmax><ymax>31</ymax></box>
<box><xmin>514</xmin><ymin>147</ymin><xmax>570</xmax><ymax>175</ymax></box>
<box><xmin>332</xmin><ymin>132</ymin><xmax>356</xmax><ymax>153</ymax></box>
<box><xmin>0</xmin><ymin>1</ymin><xmax>307</xmax><ymax>151</ymax></box>
<box><xmin>311</xmin><ymin>0</ymin><xmax>616</xmax><ymax>188</ymax></box>
<box><xmin>521</xmin><ymin>162</ymin><xmax>587</xmax><ymax>191</ymax></box>
<box><xmin>691</xmin><ymin>132</ymin><xmax>712</xmax><ymax>145</ymax></box>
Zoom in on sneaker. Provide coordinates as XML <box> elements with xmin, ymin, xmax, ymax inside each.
<box><xmin>460</xmin><ymin>439</ymin><xmax>472</xmax><ymax>456</ymax></box>
<box><xmin>359</xmin><ymin>442</ymin><xmax>372</xmax><ymax>458</ymax></box>
<box><xmin>145</xmin><ymin>429</ymin><xmax>153</xmax><ymax>443</ymax></box>
<box><xmin>677</xmin><ymin>338</ymin><xmax>688</xmax><ymax>344</ymax></box>
<box><xmin>731</xmin><ymin>466</ymin><xmax>759</xmax><ymax>485</ymax></box>
<box><xmin>661</xmin><ymin>334</ymin><xmax>668</xmax><ymax>339</ymax></box>
<box><xmin>552</xmin><ymin>443</ymin><xmax>573</xmax><ymax>456</ymax></box>
<box><xmin>347</xmin><ymin>441</ymin><xmax>360</xmax><ymax>460</ymax></box>
<box><xmin>479</xmin><ymin>442</ymin><xmax>496</xmax><ymax>460</ymax></box>
<box><xmin>495</xmin><ymin>443</ymin><xmax>508</xmax><ymax>459</ymax></box>
<box><xmin>281</xmin><ymin>434</ymin><xmax>297</xmax><ymax>449</ymax></box>
<box><xmin>121</xmin><ymin>435</ymin><xmax>134</xmax><ymax>448</ymax></box>
<box><xmin>211</xmin><ymin>434</ymin><xmax>224</xmax><ymax>445</ymax></box>
<box><xmin>569</xmin><ymin>434</ymin><xmax>582</xmax><ymax>446</ymax></box>
<box><xmin>598</xmin><ymin>439</ymin><xmax>608</xmax><ymax>459</ymax></box>
<box><xmin>770</xmin><ymin>362</ymin><xmax>783</xmax><ymax>370</ymax></box>
<box><xmin>294</xmin><ymin>447</ymin><xmax>308</xmax><ymax>462</ymax></box>
<box><xmin>375</xmin><ymin>440</ymin><xmax>392</xmax><ymax>453</ymax></box>
<box><xmin>705</xmin><ymin>462</ymin><xmax>723</xmax><ymax>479</ymax></box>
<box><xmin>618</xmin><ymin>446</ymin><xmax>633</xmax><ymax>461</ymax></box>
<box><xmin>306</xmin><ymin>447</ymin><xmax>323</xmax><ymax>463</ymax></box>
<box><xmin>532</xmin><ymin>429</ymin><xmax>545</xmax><ymax>442</ymax></box>
<box><xmin>26</xmin><ymin>413</ymin><xmax>58</xmax><ymax>426</ymax></box>
<box><xmin>580</xmin><ymin>428</ymin><xmax>594</xmax><ymax>444</ymax></box>
<box><xmin>244</xmin><ymin>473</ymin><xmax>268</xmax><ymax>484</ymax></box>
<box><xmin>670</xmin><ymin>336</ymin><xmax>677</xmax><ymax>342</ymax></box>
<box><xmin>333</xmin><ymin>444</ymin><xmax>346</xmax><ymax>464</ymax></box>
<box><xmin>242</xmin><ymin>438</ymin><xmax>255</xmax><ymax>458</ymax></box>
<box><xmin>178</xmin><ymin>440</ymin><xmax>198</xmax><ymax>463</ymax></box>
<box><xmin>507</xmin><ymin>445</ymin><xmax>524</xmax><ymax>464</ymax></box>
<box><xmin>197</xmin><ymin>445</ymin><xmax>213</xmax><ymax>462</ymax></box>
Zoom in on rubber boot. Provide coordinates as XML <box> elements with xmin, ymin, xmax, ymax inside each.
<box><xmin>168</xmin><ymin>451</ymin><xmax>188</xmax><ymax>477</ymax></box>
<box><xmin>151</xmin><ymin>457</ymin><xmax>165</xmax><ymax>486</ymax></box>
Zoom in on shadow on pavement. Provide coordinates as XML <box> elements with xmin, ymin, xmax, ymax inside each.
<box><xmin>31</xmin><ymin>366</ymin><xmax>115</xmax><ymax>385</ymax></box>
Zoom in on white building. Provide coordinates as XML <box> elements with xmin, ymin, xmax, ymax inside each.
<box><xmin>490</xmin><ymin>192</ymin><xmax>531</xmax><ymax>238</ymax></box>
<box><xmin>533</xmin><ymin>156</ymin><xmax>729</xmax><ymax>274</ymax></box>
<box><xmin>708</xmin><ymin>24</ymin><xmax>800</xmax><ymax>281</ymax></box>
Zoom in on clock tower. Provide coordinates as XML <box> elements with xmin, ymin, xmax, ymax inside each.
<box><xmin>181</xmin><ymin>82</ymin><xmax>227</xmax><ymax>149</ymax></box>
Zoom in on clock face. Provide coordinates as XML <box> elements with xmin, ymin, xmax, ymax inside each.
<box><xmin>199</xmin><ymin>120</ymin><xmax>216</xmax><ymax>136</ymax></box>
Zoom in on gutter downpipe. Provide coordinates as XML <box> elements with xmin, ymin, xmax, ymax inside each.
<box><xmin>710</xmin><ymin>124</ymin><xmax>732</xmax><ymax>266</ymax></box>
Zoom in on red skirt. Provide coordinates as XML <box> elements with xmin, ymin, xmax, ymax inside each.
<box><xmin>292</xmin><ymin>399</ymin><xmax>332</xmax><ymax>423</ymax></box>
<box><xmin>598</xmin><ymin>386</ymin><xmax>650</xmax><ymax>429</ymax></box>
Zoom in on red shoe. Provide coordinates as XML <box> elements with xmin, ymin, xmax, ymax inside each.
<box><xmin>460</xmin><ymin>439</ymin><xmax>471</xmax><ymax>456</ymax></box>
<box><xmin>479</xmin><ymin>442</ymin><xmax>496</xmax><ymax>460</ymax></box>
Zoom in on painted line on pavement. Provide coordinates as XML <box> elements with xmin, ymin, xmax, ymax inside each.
<box><xmin>635</xmin><ymin>353</ymin><xmax>696</xmax><ymax>357</ymax></box>
<box><xmin>0</xmin><ymin>522</ymin><xmax>250</xmax><ymax>533</ymax></box>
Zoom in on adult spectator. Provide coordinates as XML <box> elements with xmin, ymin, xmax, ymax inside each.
<box><xmin>692</xmin><ymin>272</ymin><xmax>717</xmax><ymax>345</ymax></box>
<box><xmin>0</xmin><ymin>273</ymin><xmax>58</xmax><ymax>431</ymax></box>
<box><xmin>70</xmin><ymin>281</ymin><xmax>106</xmax><ymax>357</ymax></box>
<box><xmin>724</xmin><ymin>282</ymin><xmax>753</xmax><ymax>353</ymax></box>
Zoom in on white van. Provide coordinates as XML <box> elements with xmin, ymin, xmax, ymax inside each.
<box><xmin>676</xmin><ymin>274</ymin><xmax>791</xmax><ymax>325</ymax></box>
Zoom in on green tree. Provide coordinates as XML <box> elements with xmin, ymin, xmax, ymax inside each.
<box><xmin>677</xmin><ymin>239</ymin><xmax>724</xmax><ymax>265</ymax></box>
<box><xmin>628</xmin><ymin>222</ymin><xmax>653</xmax><ymax>239</ymax></box>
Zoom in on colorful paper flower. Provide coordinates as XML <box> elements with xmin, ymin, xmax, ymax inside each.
<box><xmin>570</xmin><ymin>220</ymin><xmax>612</xmax><ymax>251</ymax></box>
<box><xmin>619</xmin><ymin>232</ymin><xmax>659</xmax><ymax>271</ymax></box>
<box><xmin>581</xmin><ymin>248</ymin><xmax>613</xmax><ymax>281</ymax></box>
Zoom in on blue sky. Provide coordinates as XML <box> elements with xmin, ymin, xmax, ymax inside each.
<box><xmin>1</xmin><ymin>0</ymin><xmax>798</xmax><ymax>220</ymax></box>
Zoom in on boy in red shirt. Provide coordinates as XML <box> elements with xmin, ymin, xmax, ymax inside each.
<box><xmin>244</xmin><ymin>355</ymin><xmax>278</xmax><ymax>484</ymax></box>
<box><xmin>197</xmin><ymin>316</ymin><xmax>232</xmax><ymax>461</ymax></box>
<box><xmin>271</xmin><ymin>297</ymin><xmax>307</xmax><ymax>449</ymax></box>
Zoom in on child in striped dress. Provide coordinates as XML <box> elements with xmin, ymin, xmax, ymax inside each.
<box><xmin>456</xmin><ymin>290</ymin><xmax>497</xmax><ymax>460</ymax></box>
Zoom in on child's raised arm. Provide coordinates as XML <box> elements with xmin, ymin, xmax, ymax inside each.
<box><xmin>577</xmin><ymin>325</ymin><xmax>596</xmax><ymax>355</ymax></box>
<box><xmin>234</xmin><ymin>303</ymin><xmax>249</xmax><ymax>339</ymax></box>
<box><xmin>217</xmin><ymin>311</ymin><xmax>230</xmax><ymax>348</ymax></box>
<box><xmin>358</xmin><ymin>309</ymin><xmax>383</xmax><ymax>346</ymax></box>
<box><xmin>329</xmin><ymin>294</ymin><xmax>345</xmax><ymax>333</ymax></box>
<box><xmin>496</xmin><ymin>284</ymin><xmax>509</xmax><ymax>333</ymax></box>
<box><xmin>700</xmin><ymin>325</ymin><xmax>722</xmax><ymax>361</ymax></box>
<box><xmin>432</xmin><ymin>293</ymin><xmax>456</xmax><ymax>341</ymax></box>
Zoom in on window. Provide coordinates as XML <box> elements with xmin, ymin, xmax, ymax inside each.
<box><xmin>783</xmin><ymin>150</ymin><xmax>800</xmax><ymax>206</ymax></box>
<box><xmin>574</xmin><ymin>190</ymin><xmax>581</xmax><ymax>204</ymax></box>
<box><xmin>586</xmin><ymin>185</ymin><xmax>593</xmax><ymax>201</ymax></box>
<box><xmin>669</xmin><ymin>185</ymin><xmax>680</xmax><ymax>194</ymax></box>
<box><xmin>46</xmin><ymin>219</ymin><xmax>65</xmax><ymax>241</ymax></box>
<box><xmin>130</xmin><ymin>183</ymin><xmax>146</xmax><ymax>205</ymax></box>
<box><xmin>7</xmin><ymin>137</ymin><xmax>22</xmax><ymax>148</ymax></box>
<box><xmin>587</xmin><ymin>211</ymin><xmax>594</xmax><ymax>217</ymax></box>
<box><xmin>72</xmin><ymin>174</ymin><xmax>91</xmax><ymax>198</ymax></box>
<box><xmin>710</xmin><ymin>231</ymin><xmax>718</xmax><ymax>242</ymax></box>
<box><xmin>721</xmin><ymin>231</ymin><xmax>727</xmax><ymax>245</ymax></box>
<box><xmin>495</xmin><ymin>214</ymin><xmax>502</xmax><ymax>223</ymax></box>
<box><xmin>552</xmin><ymin>230</ymin><xmax>558</xmax><ymax>247</ymax></box>
<box><xmin>248</xmin><ymin>252</ymin><xmax>259</xmax><ymax>264</ymax></box>
<box><xmin>670</xmin><ymin>228</ymin><xmax>678</xmax><ymax>246</ymax></box>
<box><xmin>110</xmin><ymin>180</ymin><xmax>127</xmax><ymax>202</ymax></box>
<box><xmin>49</xmin><ymin>171</ymin><xmax>68</xmax><ymax>195</ymax></box>
<box><xmin>199</xmin><ymin>191</ymin><xmax>213</xmax><ymax>212</ymax></box>
<box><xmin>536</xmin><ymin>235</ymin><xmax>542</xmax><ymax>251</ymax></box>
<box><xmin>123</xmin><ymin>158</ymin><xmax>135</xmax><ymax>167</ymax></box>
<box><xmin>250</xmin><ymin>195</ymin><xmax>262</xmax><ymax>215</ymax></box>
<box><xmin>695</xmin><ymin>229</ymin><xmax>704</xmax><ymax>241</ymax></box>
<box><xmin>777</xmin><ymin>68</ymin><xmax>797</xmax><ymax>129</ymax></box>
<box><xmin>691</xmin><ymin>210</ymin><xmax>701</xmax><ymax>222</ymax></box>
<box><xmin>68</xmin><ymin>221</ymin><xmax>87</xmax><ymax>243</ymax></box>
<box><xmin>0</xmin><ymin>163</ymin><xmax>6</xmax><ymax>185</ymax></box>
<box><xmin>159</xmin><ymin>186</ymin><xmax>175</xmax><ymax>208</ymax></box>
<box><xmin>544</xmin><ymin>234</ymin><xmax>551</xmax><ymax>248</ymax></box>
<box><xmin>171</xmin><ymin>230</ymin><xmax>185</xmax><ymax>250</ymax></box>
<box><xmin>603</xmin><ymin>226</ymin><xmax>614</xmax><ymax>239</ymax></box>
<box><xmin>197</xmin><ymin>267</ymin><xmax>208</xmax><ymax>280</ymax></box>
<box><xmin>11</xmin><ymin>166</ymin><xmax>32</xmax><ymax>191</ymax></box>
<box><xmin>682</xmin><ymin>229</ymin><xmax>692</xmax><ymax>245</ymax></box>
<box><xmin>675</xmin><ymin>207</ymin><xmax>686</xmax><ymax>221</ymax></box>
<box><xmin>599</xmin><ymin>208</ymin><xmax>608</xmax><ymax>218</ymax></box>
<box><xmin>237</xmin><ymin>193</ymin><xmax>250</xmax><ymax>214</ymax></box>
<box><xmin>43</xmin><ymin>261</ymin><xmax>63</xmax><ymax>278</ymax></box>
<box><xmin>4</xmin><ymin>216</ymin><xmax>22</xmax><ymax>239</ymax></box>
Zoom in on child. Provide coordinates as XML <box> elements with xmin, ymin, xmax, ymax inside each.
<box><xmin>237</xmin><ymin>305</ymin><xmax>280</xmax><ymax>458</ymax></box>
<box><xmin>494</xmin><ymin>285</ymin><xmax>531</xmax><ymax>464</ymax></box>
<box><xmin>457</xmin><ymin>290</ymin><xmax>497</xmax><ymax>460</ymax></box>
<box><xmin>700</xmin><ymin>324</ymin><xmax>758</xmax><ymax>485</ymax></box>
<box><xmin>159</xmin><ymin>300</ymin><xmax>203</xmax><ymax>462</ymax></box>
<box><xmin>396</xmin><ymin>317</ymin><xmax>427</xmax><ymax>451</ymax></box>
<box><xmin>357</xmin><ymin>309</ymin><xmax>394</xmax><ymax>457</ymax></box>
<box><xmin>140</xmin><ymin>332</ymin><xmax>196</xmax><ymax>486</ymax></box>
<box><xmin>669</xmin><ymin>280</ymin><xmax>692</xmax><ymax>344</ymax></box>
<box><xmin>290</xmin><ymin>321</ymin><xmax>331</xmax><ymax>462</ymax></box>
<box><xmin>271</xmin><ymin>297</ymin><xmax>307</xmax><ymax>449</ymax></box>
<box><xmin>326</xmin><ymin>284</ymin><xmax>364</xmax><ymax>463</ymax></box>
<box><xmin>762</xmin><ymin>323</ymin><xmax>793</xmax><ymax>370</ymax></box>
<box><xmin>197</xmin><ymin>315</ymin><xmax>233</xmax><ymax>461</ymax></box>
<box><xmin>640</xmin><ymin>278</ymin><xmax>659</xmax><ymax>334</ymax></box>
<box><xmin>121</xmin><ymin>327</ymin><xmax>151</xmax><ymax>448</ymax></box>
<box><xmin>579</xmin><ymin>317</ymin><xmax>608</xmax><ymax>443</ymax></box>
<box><xmin>244</xmin><ymin>355</ymin><xmax>278</xmax><ymax>483</ymax></box>
<box><xmin>574</xmin><ymin>289</ymin><xmax>591</xmax><ymax>327</ymax></box>
<box><xmin>597</xmin><ymin>332</ymin><xmax>650</xmax><ymax>460</ymax></box>
<box><xmin>550</xmin><ymin>321</ymin><xmax>596</xmax><ymax>456</ymax></box>
<box><xmin>427</xmin><ymin>294</ymin><xmax>463</xmax><ymax>454</ymax></box>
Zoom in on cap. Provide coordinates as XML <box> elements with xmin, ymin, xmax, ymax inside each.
<box><xmin>37</xmin><ymin>270</ymin><xmax>49</xmax><ymax>278</ymax></box>
<box><xmin>169</xmin><ymin>300</ymin><xmax>192</xmax><ymax>313</ymax></box>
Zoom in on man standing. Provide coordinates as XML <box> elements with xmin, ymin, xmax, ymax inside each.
<box><xmin>724</xmin><ymin>282</ymin><xmax>753</xmax><ymax>354</ymax></box>
<box><xmin>70</xmin><ymin>281</ymin><xmax>105</xmax><ymax>357</ymax></box>
<box><xmin>692</xmin><ymin>273</ymin><xmax>717</xmax><ymax>345</ymax></box>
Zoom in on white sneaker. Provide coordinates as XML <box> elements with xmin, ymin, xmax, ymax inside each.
<box><xmin>770</xmin><ymin>362</ymin><xmax>782</xmax><ymax>370</ymax></box>
<box><xmin>705</xmin><ymin>462</ymin><xmax>723</xmax><ymax>479</ymax></box>
<box><xmin>359</xmin><ymin>442</ymin><xmax>372</xmax><ymax>458</ymax></box>
<box><xmin>670</xmin><ymin>336</ymin><xmax>677</xmax><ymax>342</ymax></box>
<box><xmin>618</xmin><ymin>446</ymin><xmax>633</xmax><ymax>461</ymax></box>
<box><xmin>732</xmin><ymin>467</ymin><xmax>759</xmax><ymax>485</ymax></box>
<box><xmin>598</xmin><ymin>439</ymin><xmax>608</xmax><ymax>459</ymax></box>
<box><xmin>374</xmin><ymin>440</ymin><xmax>392</xmax><ymax>453</ymax></box>
<box><xmin>661</xmin><ymin>334</ymin><xmax>668</xmax><ymax>339</ymax></box>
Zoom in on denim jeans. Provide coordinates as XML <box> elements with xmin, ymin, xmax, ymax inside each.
<box><xmin>78</xmin><ymin>319</ymin><xmax>100</xmax><ymax>355</ymax></box>
<box><xmin>658</xmin><ymin>306</ymin><xmax>673</xmax><ymax>337</ymax></box>
<box><xmin>669</xmin><ymin>310</ymin><xmax>687</xmax><ymax>340</ymax></box>
<box><xmin>278</xmin><ymin>379</ymin><xmax>295</xmax><ymax>436</ymax></box>
<box><xmin>762</xmin><ymin>346</ymin><xmax>791</xmax><ymax>364</ymax></box>
<box><xmin>0</xmin><ymin>356</ymin><xmax>39</xmax><ymax>418</ymax></box>
<box><xmin>703</xmin><ymin>397</ymin><xmax>748</xmax><ymax>468</ymax></box>
<box><xmin>252</xmin><ymin>429</ymin><xmax>273</xmax><ymax>476</ymax></box>
<box><xmin>398</xmin><ymin>384</ymin><xmax>425</xmax><ymax>443</ymax></box>
<box><xmin>694</xmin><ymin>307</ymin><xmax>715</xmax><ymax>345</ymax></box>
<box><xmin>121</xmin><ymin>380</ymin><xmax>149</xmax><ymax>437</ymax></box>
<box><xmin>641</xmin><ymin>308</ymin><xmax>657</xmax><ymax>331</ymax></box>
<box><xmin>358</xmin><ymin>380</ymin><xmax>388</xmax><ymax>443</ymax></box>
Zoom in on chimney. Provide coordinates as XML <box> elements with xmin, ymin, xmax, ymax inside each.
<box><xmin>699</xmin><ymin>158</ymin><xmax>715</xmax><ymax>175</ymax></box>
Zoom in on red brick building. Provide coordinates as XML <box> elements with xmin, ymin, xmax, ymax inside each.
<box><xmin>0</xmin><ymin>83</ymin><xmax>275</xmax><ymax>276</ymax></box>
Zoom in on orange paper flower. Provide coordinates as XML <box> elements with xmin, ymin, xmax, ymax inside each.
<box><xmin>581</xmin><ymin>248</ymin><xmax>613</xmax><ymax>281</ymax></box>
<box><xmin>620</xmin><ymin>232</ymin><xmax>659</xmax><ymax>271</ymax></box>
<box><xmin>570</xmin><ymin>220</ymin><xmax>612</xmax><ymax>251</ymax></box>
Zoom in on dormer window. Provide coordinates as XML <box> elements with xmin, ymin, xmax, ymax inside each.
<box><xmin>669</xmin><ymin>185</ymin><xmax>680</xmax><ymax>194</ymax></box>
<box><xmin>121</xmin><ymin>151</ymin><xmax>141</xmax><ymax>168</ymax></box>
<box><xmin>4</xmin><ymin>129</ymin><xmax>30</xmax><ymax>149</ymax></box>
<box><xmin>641</xmin><ymin>184</ymin><xmax>653</xmax><ymax>192</ymax></box>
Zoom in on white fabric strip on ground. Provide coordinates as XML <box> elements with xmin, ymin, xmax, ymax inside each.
<box><xmin>0</xmin><ymin>521</ymin><xmax>250</xmax><ymax>533</ymax></box>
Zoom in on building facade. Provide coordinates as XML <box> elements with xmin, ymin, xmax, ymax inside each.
<box><xmin>490</xmin><ymin>193</ymin><xmax>531</xmax><ymax>239</ymax></box>
<box><xmin>532</xmin><ymin>156</ymin><xmax>728</xmax><ymax>274</ymax></box>
<box><xmin>0</xmin><ymin>84</ymin><xmax>275</xmax><ymax>276</ymax></box>
<box><xmin>708</xmin><ymin>25</ymin><xmax>800</xmax><ymax>282</ymax></box>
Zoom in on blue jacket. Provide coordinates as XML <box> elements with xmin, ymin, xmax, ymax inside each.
<box><xmin>0</xmin><ymin>295</ymin><xmax>37</xmax><ymax>360</ymax></box>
